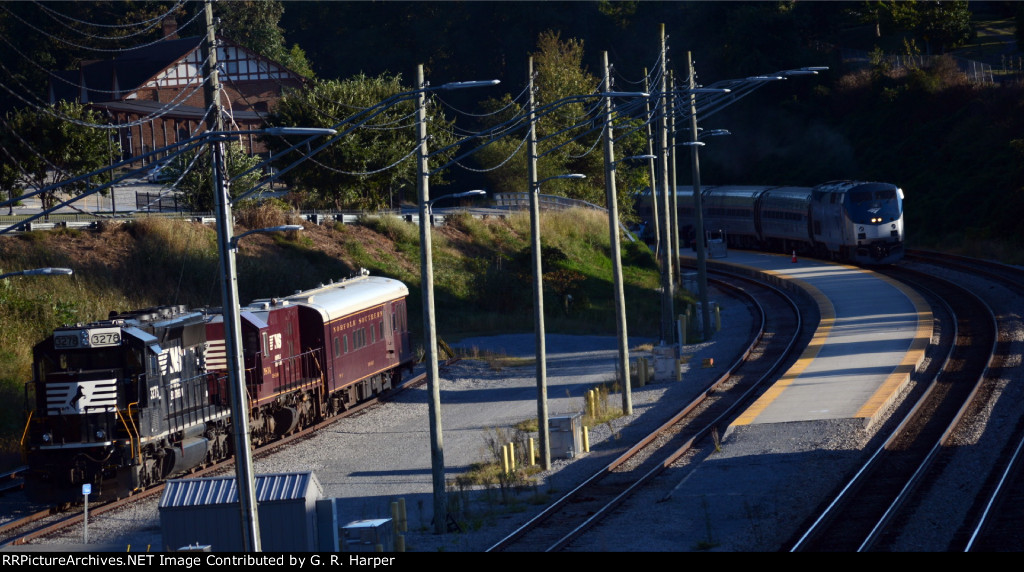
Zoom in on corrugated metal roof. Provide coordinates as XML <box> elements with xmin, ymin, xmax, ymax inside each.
<box><xmin>160</xmin><ymin>471</ymin><xmax>322</xmax><ymax>508</ymax></box>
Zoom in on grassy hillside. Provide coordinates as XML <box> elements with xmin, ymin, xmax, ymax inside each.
<box><xmin>0</xmin><ymin>206</ymin><xmax>675</xmax><ymax>461</ymax></box>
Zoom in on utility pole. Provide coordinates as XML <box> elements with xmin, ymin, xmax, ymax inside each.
<box><xmin>416</xmin><ymin>63</ymin><xmax>448</xmax><ymax>535</ymax></box>
<box><xmin>601</xmin><ymin>51</ymin><xmax>632</xmax><ymax>416</ymax></box>
<box><xmin>642</xmin><ymin>69</ymin><xmax>660</xmax><ymax>258</ymax></box>
<box><xmin>204</xmin><ymin>0</ymin><xmax>261</xmax><ymax>552</ymax></box>
<box><xmin>658</xmin><ymin>24</ymin><xmax>675</xmax><ymax>346</ymax></box>
<box><xmin>669</xmin><ymin>72</ymin><xmax>681</xmax><ymax>284</ymax></box>
<box><xmin>688</xmin><ymin>51</ymin><xmax>712</xmax><ymax>342</ymax></box>
<box><xmin>527</xmin><ymin>57</ymin><xmax>551</xmax><ymax>471</ymax></box>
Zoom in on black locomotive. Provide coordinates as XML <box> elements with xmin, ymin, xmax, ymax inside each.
<box><xmin>21</xmin><ymin>272</ymin><xmax>415</xmax><ymax>504</ymax></box>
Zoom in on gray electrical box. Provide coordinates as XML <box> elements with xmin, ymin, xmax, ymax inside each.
<box><xmin>549</xmin><ymin>413</ymin><xmax>583</xmax><ymax>460</ymax></box>
<box><xmin>342</xmin><ymin>518</ymin><xmax>394</xmax><ymax>552</ymax></box>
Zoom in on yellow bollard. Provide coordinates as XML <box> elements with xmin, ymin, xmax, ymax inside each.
<box><xmin>502</xmin><ymin>444</ymin><xmax>510</xmax><ymax>473</ymax></box>
<box><xmin>583</xmin><ymin>426</ymin><xmax>590</xmax><ymax>452</ymax></box>
<box><xmin>675</xmin><ymin>355</ymin><xmax>682</xmax><ymax>381</ymax></box>
<box><xmin>509</xmin><ymin>441</ymin><xmax>516</xmax><ymax>471</ymax></box>
<box><xmin>398</xmin><ymin>497</ymin><xmax>407</xmax><ymax>532</ymax></box>
<box><xmin>529</xmin><ymin>437</ymin><xmax>536</xmax><ymax>466</ymax></box>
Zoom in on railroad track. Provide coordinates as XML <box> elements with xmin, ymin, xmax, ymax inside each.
<box><xmin>785</xmin><ymin>249</ymin><xmax>1024</xmax><ymax>552</ymax></box>
<box><xmin>786</xmin><ymin>266</ymin><xmax>995</xmax><ymax>551</ymax></box>
<box><xmin>902</xmin><ymin>251</ymin><xmax>1024</xmax><ymax>552</ymax></box>
<box><xmin>486</xmin><ymin>269</ymin><xmax>809</xmax><ymax>552</ymax></box>
<box><xmin>0</xmin><ymin>370</ymin><xmax>430</xmax><ymax>548</ymax></box>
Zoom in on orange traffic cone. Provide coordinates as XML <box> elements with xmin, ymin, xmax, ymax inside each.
<box><xmin>791</xmin><ymin>250</ymin><xmax>798</xmax><ymax>263</ymax></box>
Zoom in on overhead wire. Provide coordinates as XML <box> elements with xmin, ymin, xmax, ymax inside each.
<box><xmin>0</xmin><ymin>4</ymin><xmax>204</xmax><ymax>55</ymax></box>
<box><xmin>32</xmin><ymin>0</ymin><xmax>189</xmax><ymax>41</ymax></box>
<box><xmin>32</xmin><ymin>0</ymin><xmax>188</xmax><ymax>30</ymax></box>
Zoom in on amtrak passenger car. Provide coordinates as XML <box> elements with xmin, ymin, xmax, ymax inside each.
<box><xmin>637</xmin><ymin>180</ymin><xmax>905</xmax><ymax>265</ymax></box>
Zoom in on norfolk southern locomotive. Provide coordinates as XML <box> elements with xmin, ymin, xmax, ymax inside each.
<box><xmin>22</xmin><ymin>272</ymin><xmax>414</xmax><ymax>504</ymax></box>
<box><xmin>637</xmin><ymin>180</ymin><xmax>905</xmax><ymax>265</ymax></box>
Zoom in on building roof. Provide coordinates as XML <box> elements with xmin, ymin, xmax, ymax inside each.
<box><xmin>159</xmin><ymin>471</ymin><xmax>322</xmax><ymax>508</ymax></box>
<box><xmin>51</xmin><ymin>36</ymin><xmax>204</xmax><ymax>104</ymax></box>
<box><xmin>50</xmin><ymin>34</ymin><xmax>303</xmax><ymax>106</ymax></box>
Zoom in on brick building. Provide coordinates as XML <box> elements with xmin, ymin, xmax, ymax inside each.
<box><xmin>49</xmin><ymin>20</ymin><xmax>305</xmax><ymax>165</ymax></box>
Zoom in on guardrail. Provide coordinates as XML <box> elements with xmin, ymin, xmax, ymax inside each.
<box><xmin>1</xmin><ymin>193</ymin><xmax>639</xmax><ymax>237</ymax></box>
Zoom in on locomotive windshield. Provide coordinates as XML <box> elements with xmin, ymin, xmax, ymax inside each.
<box><xmin>850</xmin><ymin>189</ymin><xmax>897</xmax><ymax>203</ymax></box>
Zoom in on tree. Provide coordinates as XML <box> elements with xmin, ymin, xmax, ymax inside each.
<box><xmin>0</xmin><ymin>161</ymin><xmax>20</xmax><ymax>216</ymax></box>
<box><xmin>473</xmin><ymin>31</ymin><xmax>649</xmax><ymax>217</ymax></box>
<box><xmin>1</xmin><ymin>101</ymin><xmax>118</xmax><ymax>214</ymax></box>
<box><xmin>216</xmin><ymin>0</ymin><xmax>314</xmax><ymax>78</ymax></box>
<box><xmin>888</xmin><ymin>0</ymin><xmax>973</xmax><ymax>54</ymax></box>
<box><xmin>164</xmin><ymin>142</ymin><xmax>262</xmax><ymax>212</ymax></box>
<box><xmin>263</xmin><ymin>73</ymin><xmax>458</xmax><ymax>211</ymax></box>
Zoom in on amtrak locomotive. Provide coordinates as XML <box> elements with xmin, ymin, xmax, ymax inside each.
<box><xmin>637</xmin><ymin>180</ymin><xmax>905</xmax><ymax>265</ymax></box>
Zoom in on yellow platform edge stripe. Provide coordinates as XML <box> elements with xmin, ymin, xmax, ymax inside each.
<box><xmin>729</xmin><ymin>267</ymin><xmax>835</xmax><ymax>427</ymax></box>
<box><xmin>853</xmin><ymin>273</ymin><xmax>933</xmax><ymax>422</ymax></box>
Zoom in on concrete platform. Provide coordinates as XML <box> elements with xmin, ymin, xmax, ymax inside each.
<box><xmin>683</xmin><ymin>250</ymin><xmax>931</xmax><ymax>432</ymax></box>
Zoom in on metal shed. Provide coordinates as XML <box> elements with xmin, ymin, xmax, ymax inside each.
<box><xmin>159</xmin><ymin>471</ymin><xmax>323</xmax><ymax>552</ymax></box>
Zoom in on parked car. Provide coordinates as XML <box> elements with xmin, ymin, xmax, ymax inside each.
<box><xmin>146</xmin><ymin>161</ymin><xmax>172</xmax><ymax>183</ymax></box>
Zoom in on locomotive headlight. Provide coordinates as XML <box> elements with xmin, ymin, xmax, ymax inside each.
<box><xmin>858</xmin><ymin>226</ymin><xmax>864</xmax><ymax>232</ymax></box>
<box><xmin>42</xmin><ymin>433</ymin><xmax>51</xmax><ymax>443</ymax></box>
<box><xmin>891</xmin><ymin>223</ymin><xmax>896</xmax><ymax>229</ymax></box>
<box><xmin>95</xmin><ymin>430</ymin><xmax>106</xmax><ymax>440</ymax></box>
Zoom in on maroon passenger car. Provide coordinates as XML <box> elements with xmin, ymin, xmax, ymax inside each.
<box><xmin>205</xmin><ymin>272</ymin><xmax>415</xmax><ymax>444</ymax></box>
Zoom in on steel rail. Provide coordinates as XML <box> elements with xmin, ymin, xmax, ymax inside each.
<box><xmin>487</xmin><ymin>269</ymin><xmax>804</xmax><ymax>552</ymax></box>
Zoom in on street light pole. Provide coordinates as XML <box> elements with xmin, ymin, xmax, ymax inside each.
<box><xmin>658</xmin><ymin>24</ymin><xmax>675</xmax><ymax>347</ymax></box>
<box><xmin>525</xmin><ymin>59</ymin><xmax>586</xmax><ymax>469</ymax></box>
<box><xmin>601</xmin><ymin>51</ymin><xmax>632</xmax><ymax>416</ymax></box>
<box><xmin>413</xmin><ymin>65</ymin><xmax>498</xmax><ymax>536</ymax></box>
<box><xmin>211</xmin><ymin>140</ymin><xmax>262</xmax><ymax>552</ymax></box>
<box><xmin>687</xmin><ymin>51</ymin><xmax>711</xmax><ymax>342</ymax></box>
<box><xmin>415</xmin><ymin>63</ymin><xmax>449</xmax><ymax>535</ymax></box>
<box><xmin>525</xmin><ymin>57</ymin><xmax>551</xmax><ymax>471</ymax></box>
<box><xmin>201</xmin><ymin>0</ymin><xmax>265</xmax><ymax>552</ymax></box>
